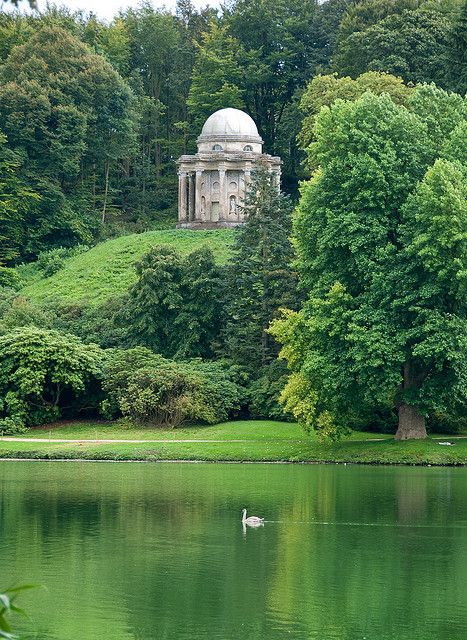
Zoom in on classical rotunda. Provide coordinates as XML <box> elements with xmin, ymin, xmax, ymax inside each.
<box><xmin>176</xmin><ymin>108</ymin><xmax>281</xmax><ymax>228</ymax></box>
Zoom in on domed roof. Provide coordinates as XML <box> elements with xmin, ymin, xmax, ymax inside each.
<box><xmin>199</xmin><ymin>108</ymin><xmax>262</xmax><ymax>141</ymax></box>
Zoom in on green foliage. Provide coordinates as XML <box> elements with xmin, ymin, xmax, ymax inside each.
<box><xmin>126</xmin><ymin>244</ymin><xmax>224</xmax><ymax>358</ymax></box>
<box><xmin>227</xmin><ymin>0</ymin><xmax>321</xmax><ymax>150</ymax></box>
<box><xmin>408</xmin><ymin>84</ymin><xmax>467</xmax><ymax>151</ymax></box>
<box><xmin>335</xmin><ymin>6</ymin><xmax>453</xmax><ymax>88</ymax></box>
<box><xmin>101</xmin><ymin>347</ymin><xmax>241</xmax><ymax>427</ymax></box>
<box><xmin>20</xmin><ymin>229</ymin><xmax>234</xmax><ymax>307</ymax></box>
<box><xmin>0</xmin><ymin>268</ymin><xmax>21</xmax><ymax>290</ymax></box>
<box><xmin>100</xmin><ymin>346</ymin><xmax>165</xmax><ymax>419</ymax></box>
<box><xmin>247</xmin><ymin>360</ymin><xmax>290</xmax><ymax>420</ymax></box>
<box><xmin>447</xmin><ymin>0</ymin><xmax>467</xmax><ymax>95</ymax></box>
<box><xmin>224</xmin><ymin>166</ymin><xmax>299</xmax><ymax>373</ymax></box>
<box><xmin>272</xmin><ymin>91</ymin><xmax>467</xmax><ymax>439</ymax></box>
<box><xmin>298</xmin><ymin>71</ymin><xmax>412</xmax><ymax>164</ymax></box>
<box><xmin>0</xmin><ymin>584</ymin><xmax>37</xmax><ymax>640</ymax></box>
<box><xmin>0</xmin><ymin>416</ymin><xmax>27</xmax><ymax>435</ymax></box>
<box><xmin>35</xmin><ymin>245</ymin><xmax>89</xmax><ymax>277</ymax></box>
<box><xmin>55</xmin><ymin>296</ymin><xmax>129</xmax><ymax>349</ymax></box>
<box><xmin>0</xmin><ymin>132</ymin><xmax>40</xmax><ymax>265</ymax></box>
<box><xmin>338</xmin><ymin>0</ymin><xmax>421</xmax><ymax>41</ymax></box>
<box><xmin>187</xmin><ymin>23</ymin><xmax>245</xmax><ymax>131</ymax></box>
<box><xmin>0</xmin><ymin>295</ymin><xmax>58</xmax><ymax>334</ymax></box>
<box><xmin>0</xmin><ymin>327</ymin><xmax>104</xmax><ymax>427</ymax></box>
<box><xmin>0</xmin><ymin>25</ymin><xmax>137</xmax><ymax>259</ymax></box>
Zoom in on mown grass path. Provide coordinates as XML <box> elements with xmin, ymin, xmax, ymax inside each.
<box><xmin>0</xmin><ymin>420</ymin><xmax>466</xmax><ymax>466</ymax></box>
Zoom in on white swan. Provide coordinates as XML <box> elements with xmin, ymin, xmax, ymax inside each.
<box><xmin>242</xmin><ymin>508</ymin><xmax>264</xmax><ymax>527</ymax></box>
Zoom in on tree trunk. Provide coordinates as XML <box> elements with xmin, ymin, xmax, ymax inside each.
<box><xmin>395</xmin><ymin>403</ymin><xmax>427</xmax><ymax>440</ymax></box>
<box><xmin>102</xmin><ymin>161</ymin><xmax>110</xmax><ymax>224</ymax></box>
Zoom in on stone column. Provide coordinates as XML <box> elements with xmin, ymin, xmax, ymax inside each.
<box><xmin>179</xmin><ymin>171</ymin><xmax>187</xmax><ymax>221</ymax></box>
<box><xmin>219</xmin><ymin>165</ymin><xmax>227</xmax><ymax>221</ymax></box>
<box><xmin>195</xmin><ymin>169</ymin><xmax>203</xmax><ymax>221</ymax></box>
<box><xmin>240</xmin><ymin>165</ymin><xmax>252</xmax><ymax>224</ymax></box>
<box><xmin>244</xmin><ymin>165</ymin><xmax>252</xmax><ymax>189</ymax></box>
<box><xmin>205</xmin><ymin>170</ymin><xmax>211</xmax><ymax>221</ymax></box>
<box><xmin>188</xmin><ymin>172</ymin><xmax>194</xmax><ymax>221</ymax></box>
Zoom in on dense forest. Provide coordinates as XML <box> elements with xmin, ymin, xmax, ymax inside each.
<box><xmin>0</xmin><ymin>0</ymin><xmax>466</xmax><ymax>439</ymax></box>
<box><xmin>0</xmin><ymin>0</ymin><xmax>465</xmax><ymax>262</ymax></box>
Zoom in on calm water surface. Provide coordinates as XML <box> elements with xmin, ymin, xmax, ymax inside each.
<box><xmin>1</xmin><ymin>461</ymin><xmax>466</xmax><ymax>639</ymax></box>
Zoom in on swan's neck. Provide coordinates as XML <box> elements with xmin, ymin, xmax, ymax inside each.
<box><xmin>242</xmin><ymin>509</ymin><xmax>247</xmax><ymax>522</ymax></box>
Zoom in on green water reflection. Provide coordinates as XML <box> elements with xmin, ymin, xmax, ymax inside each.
<box><xmin>1</xmin><ymin>461</ymin><xmax>466</xmax><ymax>639</ymax></box>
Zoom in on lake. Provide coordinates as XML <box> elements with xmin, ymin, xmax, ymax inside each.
<box><xmin>1</xmin><ymin>461</ymin><xmax>466</xmax><ymax>639</ymax></box>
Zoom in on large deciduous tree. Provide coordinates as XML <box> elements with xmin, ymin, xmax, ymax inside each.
<box><xmin>271</xmin><ymin>91</ymin><xmax>466</xmax><ymax>439</ymax></box>
<box><xmin>0</xmin><ymin>25</ymin><xmax>137</xmax><ymax>258</ymax></box>
<box><xmin>298</xmin><ymin>71</ymin><xmax>412</xmax><ymax>168</ymax></box>
<box><xmin>0</xmin><ymin>327</ymin><xmax>104</xmax><ymax>430</ymax></box>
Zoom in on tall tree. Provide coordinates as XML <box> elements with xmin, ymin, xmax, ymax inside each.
<box><xmin>0</xmin><ymin>132</ymin><xmax>39</xmax><ymax>265</ymax></box>
<box><xmin>271</xmin><ymin>92</ymin><xmax>466</xmax><ymax>439</ymax></box>
<box><xmin>224</xmin><ymin>165</ymin><xmax>298</xmax><ymax>373</ymax></box>
<box><xmin>187</xmin><ymin>23</ymin><xmax>245</xmax><ymax>133</ymax></box>
<box><xmin>126</xmin><ymin>245</ymin><xmax>224</xmax><ymax>358</ymax></box>
<box><xmin>226</xmin><ymin>0</ymin><xmax>320</xmax><ymax>153</ymax></box>
<box><xmin>447</xmin><ymin>0</ymin><xmax>467</xmax><ymax>95</ymax></box>
<box><xmin>298</xmin><ymin>71</ymin><xmax>412</xmax><ymax>168</ymax></box>
<box><xmin>0</xmin><ymin>26</ymin><xmax>137</xmax><ymax>257</ymax></box>
<box><xmin>334</xmin><ymin>6</ymin><xmax>453</xmax><ymax>88</ymax></box>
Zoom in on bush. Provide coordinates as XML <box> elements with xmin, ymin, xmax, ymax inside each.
<box><xmin>0</xmin><ymin>416</ymin><xmax>27</xmax><ymax>435</ymax></box>
<box><xmin>0</xmin><ymin>327</ymin><xmax>104</xmax><ymax>428</ymax></box>
<box><xmin>247</xmin><ymin>361</ymin><xmax>290</xmax><ymax>420</ymax></box>
<box><xmin>0</xmin><ymin>295</ymin><xmax>60</xmax><ymax>334</ymax></box>
<box><xmin>102</xmin><ymin>349</ymin><xmax>241</xmax><ymax>427</ymax></box>
<box><xmin>0</xmin><ymin>267</ymin><xmax>21</xmax><ymax>290</ymax></box>
<box><xmin>56</xmin><ymin>296</ymin><xmax>130</xmax><ymax>348</ymax></box>
<box><xmin>36</xmin><ymin>245</ymin><xmax>89</xmax><ymax>277</ymax></box>
<box><xmin>101</xmin><ymin>347</ymin><xmax>166</xmax><ymax>419</ymax></box>
<box><xmin>429</xmin><ymin>408</ymin><xmax>467</xmax><ymax>435</ymax></box>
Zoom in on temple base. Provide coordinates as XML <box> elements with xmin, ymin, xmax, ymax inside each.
<box><xmin>176</xmin><ymin>221</ymin><xmax>245</xmax><ymax>230</ymax></box>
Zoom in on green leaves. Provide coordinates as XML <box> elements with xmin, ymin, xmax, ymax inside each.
<box><xmin>102</xmin><ymin>348</ymin><xmax>241</xmax><ymax>427</ymax></box>
<box><xmin>224</xmin><ymin>166</ymin><xmax>298</xmax><ymax>373</ymax></box>
<box><xmin>0</xmin><ymin>327</ymin><xmax>104</xmax><ymax>428</ymax></box>
<box><xmin>335</xmin><ymin>5</ymin><xmax>453</xmax><ymax>88</ymax></box>
<box><xmin>0</xmin><ymin>584</ymin><xmax>38</xmax><ymax>640</ymax></box>
<box><xmin>126</xmin><ymin>245</ymin><xmax>224</xmax><ymax>358</ymax></box>
<box><xmin>276</xmin><ymin>89</ymin><xmax>467</xmax><ymax>438</ymax></box>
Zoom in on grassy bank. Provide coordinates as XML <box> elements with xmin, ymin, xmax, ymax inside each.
<box><xmin>0</xmin><ymin>421</ymin><xmax>466</xmax><ymax>466</ymax></box>
<box><xmin>19</xmin><ymin>229</ymin><xmax>235</xmax><ymax>307</ymax></box>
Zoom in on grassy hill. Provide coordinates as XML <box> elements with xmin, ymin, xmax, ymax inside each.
<box><xmin>20</xmin><ymin>229</ymin><xmax>235</xmax><ymax>307</ymax></box>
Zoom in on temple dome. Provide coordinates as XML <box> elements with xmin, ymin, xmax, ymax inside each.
<box><xmin>199</xmin><ymin>108</ymin><xmax>262</xmax><ymax>141</ymax></box>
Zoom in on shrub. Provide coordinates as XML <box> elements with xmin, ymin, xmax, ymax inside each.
<box><xmin>56</xmin><ymin>296</ymin><xmax>130</xmax><ymax>348</ymax></box>
<box><xmin>0</xmin><ymin>327</ymin><xmax>104</xmax><ymax>428</ymax></box>
<box><xmin>247</xmin><ymin>361</ymin><xmax>290</xmax><ymax>420</ymax></box>
<box><xmin>0</xmin><ymin>267</ymin><xmax>21</xmax><ymax>290</ymax></box>
<box><xmin>0</xmin><ymin>416</ymin><xmax>27</xmax><ymax>435</ymax></box>
<box><xmin>101</xmin><ymin>347</ymin><xmax>166</xmax><ymax>419</ymax></box>
<box><xmin>36</xmin><ymin>245</ymin><xmax>89</xmax><ymax>277</ymax></box>
<box><xmin>0</xmin><ymin>296</ymin><xmax>59</xmax><ymax>334</ymax></box>
<box><xmin>102</xmin><ymin>349</ymin><xmax>241</xmax><ymax>427</ymax></box>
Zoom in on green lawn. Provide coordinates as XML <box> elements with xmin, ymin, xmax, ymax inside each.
<box><xmin>1</xmin><ymin>420</ymin><xmax>465</xmax><ymax>466</ymax></box>
<box><xmin>19</xmin><ymin>228</ymin><xmax>235</xmax><ymax>307</ymax></box>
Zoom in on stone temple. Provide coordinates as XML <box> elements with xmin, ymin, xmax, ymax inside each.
<box><xmin>176</xmin><ymin>108</ymin><xmax>281</xmax><ymax>228</ymax></box>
